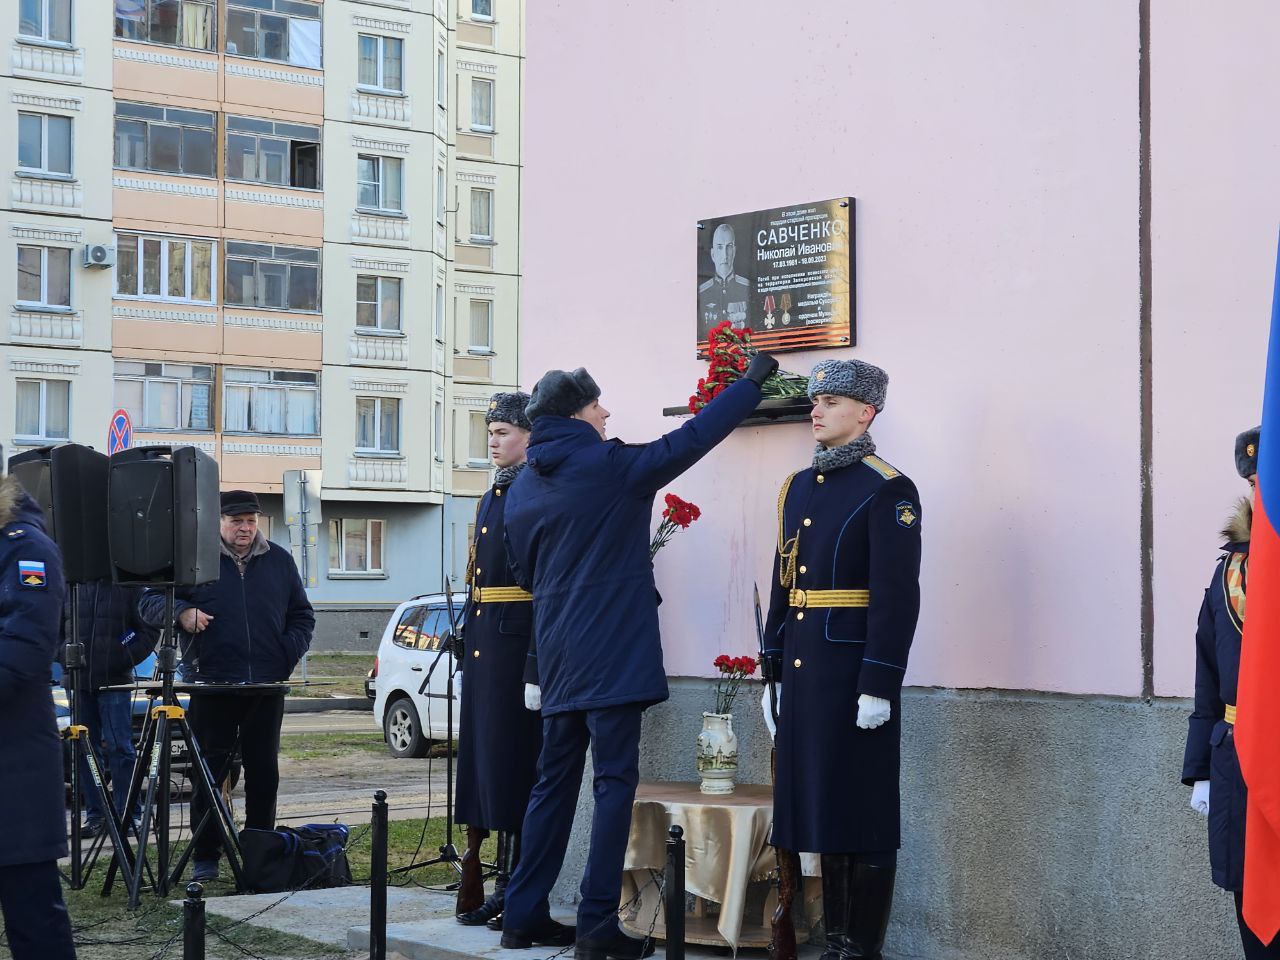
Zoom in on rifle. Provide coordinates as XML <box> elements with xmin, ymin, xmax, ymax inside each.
<box><xmin>755</xmin><ymin>584</ymin><xmax>798</xmax><ymax>960</ymax></box>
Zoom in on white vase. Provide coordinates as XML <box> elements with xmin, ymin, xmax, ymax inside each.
<box><xmin>696</xmin><ymin>712</ymin><xmax>738</xmax><ymax>795</ymax></box>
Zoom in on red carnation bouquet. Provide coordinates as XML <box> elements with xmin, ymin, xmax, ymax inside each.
<box><xmin>650</xmin><ymin>493</ymin><xmax>701</xmax><ymax>559</ymax></box>
<box><xmin>688</xmin><ymin>321</ymin><xmax>808</xmax><ymax>414</ymax></box>
<box><xmin>712</xmin><ymin>653</ymin><xmax>758</xmax><ymax>715</ymax></box>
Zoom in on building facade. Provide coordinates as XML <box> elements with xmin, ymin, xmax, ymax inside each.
<box><xmin>2</xmin><ymin>0</ymin><xmax>522</xmax><ymax>647</ymax></box>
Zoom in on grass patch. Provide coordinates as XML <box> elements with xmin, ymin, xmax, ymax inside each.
<box><xmin>290</xmin><ymin>654</ymin><xmax>374</xmax><ymax>699</ymax></box>
<box><xmin>279</xmin><ymin>731</ymin><xmax>388</xmax><ymax>761</ymax></box>
<box><xmin>346</xmin><ymin>816</ymin><xmax>499</xmax><ymax>888</ymax></box>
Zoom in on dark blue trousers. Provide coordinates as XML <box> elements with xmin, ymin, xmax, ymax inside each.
<box><xmin>0</xmin><ymin>860</ymin><xmax>76</xmax><ymax>960</ymax></box>
<box><xmin>503</xmin><ymin>704</ymin><xmax>643</xmax><ymax>940</ymax></box>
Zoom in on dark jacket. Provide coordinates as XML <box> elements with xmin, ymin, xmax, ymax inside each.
<box><xmin>0</xmin><ymin>476</ymin><xmax>68</xmax><ymax>867</ymax></box>
<box><xmin>1182</xmin><ymin>500</ymin><xmax>1251</xmax><ymax>891</ymax></box>
<box><xmin>61</xmin><ymin>580</ymin><xmax>158</xmax><ymax>690</ymax></box>
<box><xmin>140</xmin><ymin>535</ymin><xmax>314</xmax><ymax>683</ymax></box>
<box><xmin>503</xmin><ymin>377</ymin><xmax>762</xmax><ymax>715</ymax></box>
<box><xmin>764</xmin><ymin>454</ymin><xmax>922</xmax><ymax>853</ymax></box>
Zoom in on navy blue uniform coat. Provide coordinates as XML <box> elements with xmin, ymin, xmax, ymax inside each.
<box><xmin>455</xmin><ymin>479</ymin><xmax>543</xmax><ymax>832</ymax></box>
<box><xmin>504</xmin><ymin>378</ymin><xmax>763</xmax><ymax>716</ymax></box>
<box><xmin>0</xmin><ymin>478</ymin><xmax>69</xmax><ymax>867</ymax></box>
<box><xmin>764</xmin><ymin>455</ymin><xmax>922</xmax><ymax>853</ymax></box>
<box><xmin>1182</xmin><ymin>527</ymin><xmax>1250</xmax><ymax>891</ymax></box>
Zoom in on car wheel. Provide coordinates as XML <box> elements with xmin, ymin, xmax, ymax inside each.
<box><xmin>384</xmin><ymin>696</ymin><xmax>428</xmax><ymax>758</ymax></box>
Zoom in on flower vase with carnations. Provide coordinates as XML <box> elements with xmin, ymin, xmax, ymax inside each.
<box><xmin>696</xmin><ymin>654</ymin><xmax>758</xmax><ymax>794</ymax></box>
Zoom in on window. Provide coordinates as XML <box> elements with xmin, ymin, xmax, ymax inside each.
<box><xmin>469</xmin><ymin>299</ymin><xmax>492</xmax><ymax>352</ymax></box>
<box><xmin>114</xmin><ymin>0</ymin><xmax>214</xmax><ymax>50</ymax></box>
<box><xmin>17</xmin><ymin>245</ymin><xmax>70</xmax><ymax>309</ymax></box>
<box><xmin>223</xmin><ymin>368</ymin><xmax>318</xmax><ymax>435</ymax></box>
<box><xmin>358</xmin><ymin>34</ymin><xmax>403</xmax><ymax>93</ymax></box>
<box><xmin>19</xmin><ymin>0</ymin><xmax>71</xmax><ymax>44</ymax></box>
<box><xmin>470</xmin><ymin>78</ymin><xmax>494</xmax><ymax>133</ymax></box>
<box><xmin>328</xmin><ymin>518</ymin><xmax>385</xmax><ymax>575</ymax></box>
<box><xmin>434</xmin><ymin>283</ymin><xmax>444</xmax><ymax>340</ymax></box>
<box><xmin>471</xmin><ymin>0</ymin><xmax>493</xmax><ymax>20</ymax></box>
<box><xmin>389</xmin><ymin>605</ymin><xmax>444</xmax><ymax>650</ymax></box>
<box><xmin>436</xmin><ymin>48</ymin><xmax>446</xmax><ymax>107</ymax></box>
<box><xmin>116</xmin><ymin>233</ymin><xmax>215</xmax><ymax>303</ymax></box>
<box><xmin>15</xmin><ymin>379</ymin><xmax>69</xmax><ymax>441</ymax></box>
<box><xmin>225</xmin><ymin>116</ymin><xmax>320</xmax><ymax>189</ymax></box>
<box><xmin>113</xmin><ymin>361</ymin><xmax>213</xmax><ymax>431</ymax></box>
<box><xmin>113</xmin><ymin>102</ymin><xmax>216</xmax><ymax>178</ymax></box>
<box><xmin>355</xmin><ymin>396</ymin><xmax>400</xmax><ymax>453</ymax></box>
<box><xmin>433</xmin><ymin>400</ymin><xmax>444</xmax><ymax>462</ymax></box>
<box><xmin>470</xmin><ymin>188</ymin><xmax>493</xmax><ymax>242</ymax></box>
<box><xmin>356</xmin><ymin>276</ymin><xmax>401</xmax><ymax>332</ymax></box>
<box><xmin>224</xmin><ymin>241</ymin><xmax>320</xmax><ymax>311</ymax></box>
<box><xmin>357</xmin><ymin>155</ymin><xmax>403</xmax><ymax>214</ymax></box>
<box><xmin>17</xmin><ymin>112</ymin><xmax>71</xmax><ymax>177</ymax></box>
<box><xmin>226</xmin><ymin>0</ymin><xmax>321</xmax><ymax>68</ymax></box>
<box><xmin>468</xmin><ymin>411</ymin><xmax>488</xmax><ymax>463</ymax></box>
<box><xmin>435</xmin><ymin>165</ymin><xmax>446</xmax><ymax>224</ymax></box>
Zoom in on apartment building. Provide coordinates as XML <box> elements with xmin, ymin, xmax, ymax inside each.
<box><xmin>2</xmin><ymin>0</ymin><xmax>523</xmax><ymax>646</ymax></box>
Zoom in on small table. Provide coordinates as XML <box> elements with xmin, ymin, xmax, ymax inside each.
<box><xmin>620</xmin><ymin>781</ymin><xmax>810</xmax><ymax>951</ymax></box>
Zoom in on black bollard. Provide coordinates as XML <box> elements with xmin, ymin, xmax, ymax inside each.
<box><xmin>371</xmin><ymin>790</ymin><xmax>389</xmax><ymax>960</ymax></box>
<box><xmin>183</xmin><ymin>882</ymin><xmax>206</xmax><ymax>960</ymax></box>
<box><xmin>665</xmin><ymin>825</ymin><xmax>685</xmax><ymax>960</ymax></box>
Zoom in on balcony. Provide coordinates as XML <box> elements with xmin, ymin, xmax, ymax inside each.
<box><xmin>349</xmin><ymin>456</ymin><xmax>408</xmax><ymax>489</ymax></box>
<box><xmin>113</xmin><ymin>40</ymin><xmax>219</xmax><ymax>101</ymax></box>
<box><xmin>10</xmin><ymin>309</ymin><xmax>82</xmax><ymax>347</ymax></box>
<box><xmin>224</xmin><ymin>183</ymin><xmax>323</xmax><ymax>239</ymax></box>
<box><xmin>349</xmin><ymin>333</ymin><xmax>408</xmax><ymax>368</ymax></box>
<box><xmin>351</xmin><ymin>90</ymin><xmax>411</xmax><ymax>129</ymax></box>
<box><xmin>11</xmin><ymin>39</ymin><xmax>83</xmax><ymax>83</ymax></box>
<box><xmin>351</xmin><ymin>211</ymin><xmax>411</xmax><ymax>248</ymax></box>
<box><xmin>10</xmin><ymin>175</ymin><xmax>82</xmax><ymax>215</ymax></box>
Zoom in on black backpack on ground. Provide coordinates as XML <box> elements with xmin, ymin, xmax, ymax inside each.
<box><xmin>238</xmin><ymin>824</ymin><xmax>352</xmax><ymax>893</ymax></box>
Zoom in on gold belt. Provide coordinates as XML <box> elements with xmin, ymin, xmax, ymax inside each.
<box><xmin>473</xmin><ymin>586</ymin><xmax>532</xmax><ymax>603</ymax></box>
<box><xmin>788</xmin><ymin>589</ymin><xmax>870</xmax><ymax>609</ymax></box>
<box><xmin>1225</xmin><ymin>703</ymin><xmax>1237</xmax><ymax>726</ymax></box>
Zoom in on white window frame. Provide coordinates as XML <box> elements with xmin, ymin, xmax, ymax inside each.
<box><xmin>16</xmin><ymin>244</ymin><xmax>71</xmax><ymax>310</ymax></box>
<box><xmin>432</xmin><ymin>399</ymin><xmax>444</xmax><ymax>462</ymax></box>
<box><xmin>113</xmin><ymin>103</ymin><xmax>218</xmax><ymax>179</ymax></box>
<box><xmin>434</xmin><ymin>282</ymin><xmax>445</xmax><ymax>342</ymax></box>
<box><xmin>470</xmin><ymin>187</ymin><xmax>493</xmax><ymax>243</ymax></box>
<box><xmin>17</xmin><ymin>112</ymin><xmax>72</xmax><ymax>178</ymax></box>
<box><xmin>112</xmin><ymin>361</ymin><xmax>215</xmax><ymax>432</ymax></box>
<box><xmin>114</xmin><ymin>233</ymin><xmax>217</xmax><ymax>305</ymax></box>
<box><xmin>223</xmin><ymin>241</ymin><xmax>321</xmax><ymax>312</ymax></box>
<box><xmin>18</xmin><ymin>0</ymin><xmax>72</xmax><ymax>45</ymax></box>
<box><xmin>328</xmin><ymin>518</ymin><xmax>386</xmax><ymax>575</ymax></box>
<box><xmin>357</xmin><ymin>33</ymin><xmax>403</xmax><ymax>94</ymax></box>
<box><xmin>470</xmin><ymin>78</ymin><xmax>494</xmax><ymax>133</ymax></box>
<box><xmin>356</xmin><ymin>154</ymin><xmax>404</xmax><ymax>214</ymax></box>
<box><xmin>225</xmin><ymin>0</ymin><xmax>322</xmax><ymax>68</ymax></box>
<box><xmin>435</xmin><ymin>165</ymin><xmax>446</xmax><ymax>224</ymax></box>
<box><xmin>222</xmin><ymin>368</ymin><xmax>319</xmax><ymax>436</ymax></box>
<box><xmin>354</xmin><ymin>395</ymin><xmax>401</xmax><ymax>454</ymax></box>
<box><xmin>114</xmin><ymin>0</ymin><xmax>215</xmax><ymax>51</ymax></box>
<box><xmin>15</xmin><ymin>377</ymin><xmax>70</xmax><ymax>442</ymax></box>
<box><xmin>436</xmin><ymin>47</ymin><xmax>447</xmax><ymax>108</ymax></box>
<box><xmin>355</xmin><ymin>275</ymin><xmax>402</xmax><ymax>334</ymax></box>
<box><xmin>468</xmin><ymin>298</ymin><xmax>493</xmax><ymax>354</ymax></box>
<box><xmin>467</xmin><ymin>410</ymin><xmax>489</xmax><ymax>466</ymax></box>
<box><xmin>471</xmin><ymin>0</ymin><xmax>494</xmax><ymax>21</ymax></box>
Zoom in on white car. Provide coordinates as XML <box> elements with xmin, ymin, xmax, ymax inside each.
<box><xmin>369</xmin><ymin>592</ymin><xmax>466</xmax><ymax>758</ymax></box>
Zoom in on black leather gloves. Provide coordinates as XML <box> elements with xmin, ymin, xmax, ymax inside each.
<box><xmin>743</xmin><ymin>352</ymin><xmax>779</xmax><ymax>387</ymax></box>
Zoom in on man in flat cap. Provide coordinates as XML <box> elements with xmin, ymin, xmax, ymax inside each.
<box><xmin>454</xmin><ymin>391</ymin><xmax>542</xmax><ymax>931</ymax></box>
<box><xmin>499</xmin><ymin>355</ymin><xmax>777</xmax><ymax>960</ymax></box>
<box><xmin>761</xmin><ymin>358</ymin><xmax>921</xmax><ymax>960</ymax></box>
<box><xmin>1183</xmin><ymin>427</ymin><xmax>1279</xmax><ymax>959</ymax></box>
<box><xmin>140</xmin><ymin>490</ymin><xmax>314</xmax><ymax>884</ymax></box>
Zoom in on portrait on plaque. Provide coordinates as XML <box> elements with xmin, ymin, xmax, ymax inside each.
<box><xmin>695</xmin><ymin>198</ymin><xmax>855</xmax><ymax>358</ymax></box>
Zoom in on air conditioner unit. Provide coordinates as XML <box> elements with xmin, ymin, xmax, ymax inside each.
<box><xmin>83</xmin><ymin>244</ymin><xmax>115</xmax><ymax>269</ymax></box>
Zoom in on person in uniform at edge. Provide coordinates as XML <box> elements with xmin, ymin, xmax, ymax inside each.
<box><xmin>697</xmin><ymin>223</ymin><xmax>751</xmax><ymax>340</ymax></box>
<box><xmin>1183</xmin><ymin>427</ymin><xmax>1280</xmax><ymax>959</ymax></box>
<box><xmin>761</xmin><ymin>358</ymin><xmax>921</xmax><ymax>960</ymax></box>
<box><xmin>499</xmin><ymin>353</ymin><xmax>778</xmax><ymax>960</ymax></box>
<box><xmin>0</xmin><ymin>471</ymin><xmax>77</xmax><ymax>959</ymax></box>
<box><xmin>454</xmin><ymin>391</ymin><xmax>542</xmax><ymax>931</ymax></box>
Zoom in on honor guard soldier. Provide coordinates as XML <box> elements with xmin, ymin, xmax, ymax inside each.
<box><xmin>1183</xmin><ymin>427</ymin><xmax>1280</xmax><ymax>959</ymax></box>
<box><xmin>500</xmin><ymin>354</ymin><xmax>777</xmax><ymax>960</ymax></box>
<box><xmin>454</xmin><ymin>391</ymin><xmax>542</xmax><ymax>931</ymax></box>
<box><xmin>761</xmin><ymin>358</ymin><xmax>922</xmax><ymax>960</ymax></box>
<box><xmin>0</xmin><ymin>473</ymin><xmax>77</xmax><ymax>959</ymax></box>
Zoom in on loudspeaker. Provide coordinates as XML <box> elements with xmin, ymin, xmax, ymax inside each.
<box><xmin>8</xmin><ymin>444</ymin><xmax>112</xmax><ymax>583</ymax></box>
<box><xmin>107</xmin><ymin>446</ymin><xmax>220</xmax><ymax>586</ymax></box>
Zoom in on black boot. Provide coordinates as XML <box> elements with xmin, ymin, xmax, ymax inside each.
<box><xmin>818</xmin><ymin>854</ymin><xmax>852</xmax><ymax>960</ymax></box>
<box><xmin>840</xmin><ymin>860</ymin><xmax>896</xmax><ymax>960</ymax></box>
<box><xmin>457</xmin><ymin>829</ymin><xmax>502</xmax><ymax>925</ymax></box>
<box><xmin>486</xmin><ymin>831</ymin><xmax>521</xmax><ymax>930</ymax></box>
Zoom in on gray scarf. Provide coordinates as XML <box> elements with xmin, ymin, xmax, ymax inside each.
<box><xmin>812</xmin><ymin>433</ymin><xmax>876</xmax><ymax>473</ymax></box>
<box><xmin>494</xmin><ymin>461</ymin><xmax>527</xmax><ymax>488</ymax></box>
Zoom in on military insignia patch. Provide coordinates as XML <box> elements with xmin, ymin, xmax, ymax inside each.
<box><xmin>815</xmin><ymin>370</ymin><xmax>826</xmax><ymax>382</ymax></box>
<box><xmin>489</xmin><ymin>401</ymin><xmax>498</xmax><ymax>410</ymax></box>
<box><xmin>1248</xmin><ymin>443</ymin><xmax>1257</xmax><ymax>457</ymax></box>
<box><xmin>895</xmin><ymin>501</ymin><xmax>918</xmax><ymax>529</ymax></box>
<box><xmin>17</xmin><ymin>560</ymin><xmax>46</xmax><ymax>587</ymax></box>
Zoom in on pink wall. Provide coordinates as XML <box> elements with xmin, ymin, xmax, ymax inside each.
<box><xmin>522</xmin><ymin>1</ymin><xmax>1154</xmax><ymax>695</ymax></box>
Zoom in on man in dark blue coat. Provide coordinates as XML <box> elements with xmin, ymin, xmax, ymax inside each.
<box><xmin>762</xmin><ymin>358</ymin><xmax>922</xmax><ymax>960</ymax></box>
<box><xmin>1183</xmin><ymin>427</ymin><xmax>1280</xmax><ymax>959</ymax></box>
<box><xmin>500</xmin><ymin>354</ymin><xmax>777</xmax><ymax>960</ymax></box>
<box><xmin>140</xmin><ymin>489</ymin><xmax>314</xmax><ymax>883</ymax></box>
<box><xmin>454</xmin><ymin>391</ymin><xmax>542</xmax><ymax>930</ymax></box>
<box><xmin>0</xmin><ymin>473</ymin><xmax>77</xmax><ymax>959</ymax></box>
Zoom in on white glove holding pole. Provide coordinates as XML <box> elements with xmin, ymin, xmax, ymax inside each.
<box><xmin>856</xmin><ymin>694</ymin><xmax>891</xmax><ymax>730</ymax></box>
<box><xmin>1190</xmin><ymin>780</ymin><xmax>1210</xmax><ymax>816</ymax></box>
<box><xmin>761</xmin><ymin>684</ymin><xmax>781</xmax><ymax>739</ymax></box>
<box><xmin>524</xmin><ymin>683</ymin><xmax>541</xmax><ymax>711</ymax></box>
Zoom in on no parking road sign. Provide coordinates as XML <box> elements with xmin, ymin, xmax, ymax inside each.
<box><xmin>108</xmin><ymin>409</ymin><xmax>132</xmax><ymax>455</ymax></box>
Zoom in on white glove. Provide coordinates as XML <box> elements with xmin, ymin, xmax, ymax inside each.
<box><xmin>524</xmin><ymin>683</ymin><xmax>541</xmax><ymax>711</ymax></box>
<box><xmin>761</xmin><ymin>684</ymin><xmax>781</xmax><ymax>739</ymax></box>
<box><xmin>856</xmin><ymin>694</ymin><xmax>891</xmax><ymax>730</ymax></box>
<box><xmin>1190</xmin><ymin>780</ymin><xmax>1210</xmax><ymax>816</ymax></box>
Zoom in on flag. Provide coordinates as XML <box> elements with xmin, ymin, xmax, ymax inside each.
<box><xmin>1236</xmin><ymin>230</ymin><xmax>1280</xmax><ymax>945</ymax></box>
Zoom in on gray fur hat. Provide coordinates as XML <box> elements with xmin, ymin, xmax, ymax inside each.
<box><xmin>1236</xmin><ymin>426</ymin><xmax>1261</xmax><ymax>479</ymax></box>
<box><xmin>807</xmin><ymin>358</ymin><xmax>889</xmax><ymax>412</ymax></box>
<box><xmin>525</xmin><ymin>368</ymin><xmax>601</xmax><ymax>421</ymax></box>
<box><xmin>486</xmin><ymin>391</ymin><xmax>532</xmax><ymax>431</ymax></box>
